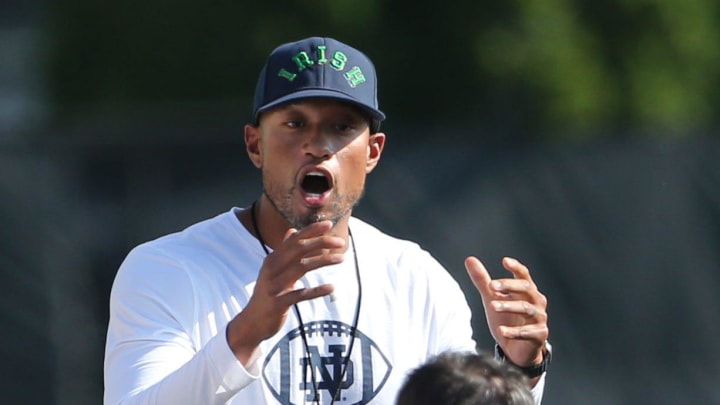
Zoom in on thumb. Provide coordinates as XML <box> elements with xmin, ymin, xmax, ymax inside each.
<box><xmin>283</xmin><ymin>228</ymin><xmax>298</xmax><ymax>241</ymax></box>
<box><xmin>465</xmin><ymin>256</ymin><xmax>493</xmax><ymax>298</ymax></box>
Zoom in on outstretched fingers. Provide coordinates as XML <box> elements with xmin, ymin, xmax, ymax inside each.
<box><xmin>465</xmin><ymin>256</ymin><xmax>493</xmax><ymax>298</ymax></box>
<box><xmin>235</xmin><ymin>221</ymin><xmax>345</xmax><ymax>345</ymax></box>
<box><xmin>263</xmin><ymin>221</ymin><xmax>346</xmax><ymax>290</ymax></box>
<box><xmin>493</xmin><ymin>257</ymin><xmax>547</xmax><ymax>307</ymax></box>
<box><xmin>466</xmin><ymin>255</ymin><xmax>550</xmax><ymax>366</ymax></box>
<box><xmin>491</xmin><ymin>300</ymin><xmax>548</xmax><ymax>337</ymax></box>
<box><xmin>277</xmin><ymin>284</ymin><xmax>335</xmax><ymax>307</ymax></box>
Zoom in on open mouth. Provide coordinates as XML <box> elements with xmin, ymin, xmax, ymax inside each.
<box><xmin>301</xmin><ymin>171</ymin><xmax>332</xmax><ymax>196</ymax></box>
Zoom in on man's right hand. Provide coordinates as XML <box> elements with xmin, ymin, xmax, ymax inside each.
<box><xmin>226</xmin><ymin>220</ymin><xmax>345</xmax><ymax>365</ymax></box>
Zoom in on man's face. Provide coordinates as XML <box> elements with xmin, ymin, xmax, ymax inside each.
<box><xmin>246</xmin><ymin>98</ymin><xmax>385</xmax><ymax>229</ymax></box>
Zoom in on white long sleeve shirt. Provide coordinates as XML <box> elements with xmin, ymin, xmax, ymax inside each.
<box><xmin>104</xmin><ymin>208</ymin><xmax>545</xmax><ymax>404</ymax></box>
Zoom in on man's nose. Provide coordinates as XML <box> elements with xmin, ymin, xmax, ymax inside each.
<box><xmin>304</xmin><ymin>127</ymin><xmax>334</xmax><ymax>158</ymax></box>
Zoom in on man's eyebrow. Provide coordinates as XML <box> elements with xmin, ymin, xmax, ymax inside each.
<box><xmin>272</xmin><ymin>105</ymin><xmax>306</xmax><ymax>116</ymax></box>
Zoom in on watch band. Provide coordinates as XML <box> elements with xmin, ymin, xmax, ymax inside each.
<box><xmin>494</xmin><ymin>341</ymin><xmax>552</xmax><ymax>378</ymax></box>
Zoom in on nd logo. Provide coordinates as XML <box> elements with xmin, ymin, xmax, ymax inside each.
<box><xmin>299</xmin><ymin>344</ymin><xmax>354</xmax><ymax>402</ymax></box>
<box><xmin>262</xmin><ymin>320</ymin><xmax>392</xmax><ymax>405</ymax></box>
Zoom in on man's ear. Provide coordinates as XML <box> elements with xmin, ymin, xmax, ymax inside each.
<box><xmin>245</xmin><ymin>124</ymin><xmax>262</xmax><ymax>168</ymax></box>
<box><xmin>366</xmin><ymin>132</ymin><xmax>386</xmax><ymax>174</ymax></box>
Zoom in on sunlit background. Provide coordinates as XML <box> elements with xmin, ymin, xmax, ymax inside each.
<box><xmin>2</xmin><ymin>1</ymin><xmax>719</xmax><ymax>403</ymax></box>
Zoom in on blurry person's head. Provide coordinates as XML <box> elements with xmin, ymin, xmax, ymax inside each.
<box><xmin>396</xmin><ymin>351</ymin><xmax>534</xmax><ymax>405</ymax></box>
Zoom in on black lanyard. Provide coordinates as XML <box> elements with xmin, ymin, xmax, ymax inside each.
<box><xmin>249</xmin><ymin>201</ymin><xmax>362</xmax><ymax>404</ymax></box>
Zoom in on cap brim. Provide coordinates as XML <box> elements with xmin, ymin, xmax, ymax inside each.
<box><xmin>255</xmin><ymin>88</ymin><xmax>386</xmax><ymax>124</ymax></box>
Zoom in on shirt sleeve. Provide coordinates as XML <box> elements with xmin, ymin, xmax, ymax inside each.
<box><xmin>103</xmin><ymin>245</ymin><xmax>259</xmax><ymax>405</ymax></box>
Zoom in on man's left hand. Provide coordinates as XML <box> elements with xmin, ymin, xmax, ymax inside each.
<box><xmin>465</xmin><ymin>256</ymin><xmax>549</xmax><ymax>368</ymax></box>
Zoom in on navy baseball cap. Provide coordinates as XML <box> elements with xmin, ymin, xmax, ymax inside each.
<box><xmin>252</xmin><ymin>37</ymin><xmax>385</xmax><ymax>132</ymax></box>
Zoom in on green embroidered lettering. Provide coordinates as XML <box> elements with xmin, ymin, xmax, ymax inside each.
<box><xmin>344</xmin><ymin>66</ymin><xmax>366</xmax><ymax>88</ymax></box>
<box><xmin>317</xmin><ymin>45</ymin><xmax>328</xmax><ymax>64</ymax></box>
<box><xmin>292</xmin><ymin>51</ymin><xmax>314</xmax><ymax>71</ymax></box>
<box><xmin>330</xmin><ymin>51</ymin><xmax>347</xmax><ymax>71</ymax></box>
<box><xmin>277</xmin><ymin>68</ymin><xmax>296</xmax><ymax>81</ymax></box>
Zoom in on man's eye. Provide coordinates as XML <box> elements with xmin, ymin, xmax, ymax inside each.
<box><xmin>286</xmin><ymin>120</ymin><xmax>303</xmax><ymax>128</ymax></box>
<box><xmin>334</xmin><ymin>123</ymin><xmax>353</xmax><ymax>132</ymax></box>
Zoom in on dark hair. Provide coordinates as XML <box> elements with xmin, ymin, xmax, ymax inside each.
<box><xmin>396</xmin><ymin>351</ymin><xmax>534</xmax><ymax>405</ymax></box>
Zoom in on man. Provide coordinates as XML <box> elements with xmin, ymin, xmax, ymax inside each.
<box><xmin>396</xmin><ymin>351</ymin><xmax>534</xmax><ymax>405</ymax></box>
<box><xmin>104</xmin><ymin>36</ymin><xmax>550</xmax><ymax>405</ymax></box>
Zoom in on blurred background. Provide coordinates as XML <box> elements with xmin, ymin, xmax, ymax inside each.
<box><xmin>1</xmin><ymin>0</ymin><xmax>719</xmax><ymax>403</ymax></box>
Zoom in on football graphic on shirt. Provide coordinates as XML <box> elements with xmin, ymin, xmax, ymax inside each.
<box><xmin>263</xmin><ymin>320</ymin><xmax>392</xmax><ymax>405</ymax></box>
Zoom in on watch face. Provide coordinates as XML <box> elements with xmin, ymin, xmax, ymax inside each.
<box><xmin>543</xmin><ymin>341</ymin><xmax>552</xmax><ymax>364</ymax></box>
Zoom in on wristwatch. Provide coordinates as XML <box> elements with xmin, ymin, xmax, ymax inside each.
<box><xmin>494</xmin><ymin>340</ymin><xmax>552</xmax><ymax>378</ymax></box>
